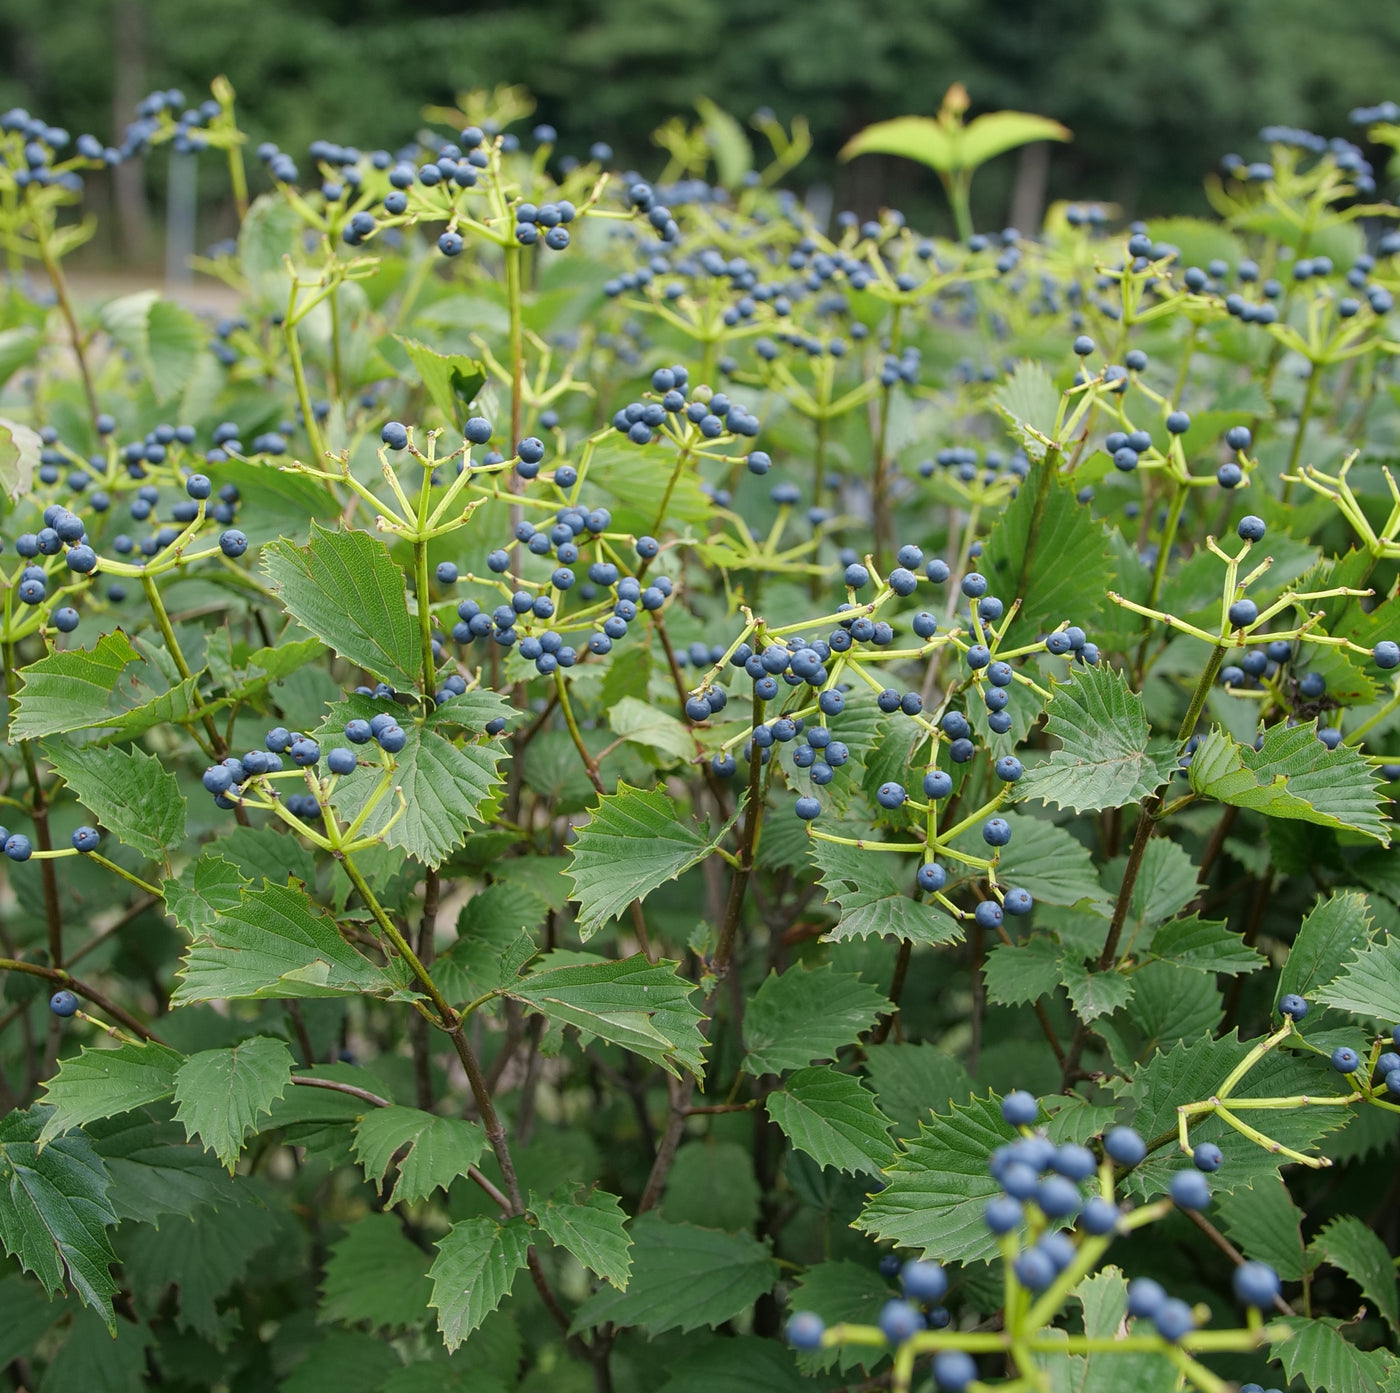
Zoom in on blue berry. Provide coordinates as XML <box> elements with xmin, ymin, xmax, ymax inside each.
<box><xmin>1233</xmin><ymin>1261</ymin><xmax>1281</xmax><ymax>1309</ymax></box>
<box><xmin>1037</xmin><ymin>1175</ymin><xmax>1081</xmax><ymax>1218</ymax></box>
<box><xmin>1153</xmin><ymin>1298</ymin><xmax>1195</xmax><ymax>1342</ymax></box>
<box><xmin>1166</xmin><ymin>410</ymin><xmax>1190</xmax><ymax>433</ymax></box>
<box><xmin>878</xmin><ymin>1298</ymin><xmax>924</xmax><ymax>1344</ymax></box>
<box><xmin>984</xmin><ymin>1195</ymin><xmax>1022</xmax><ymax>1233</ymax></box>
<box><xmin>1237</xmin><ymin>515</ymin><xmax>1266</xmax><ymax>542</ymax></box>
<box><xmin>876</xmin><ymin>782</ymin><xmax>906</xmax><ymax>810</ymax></box>
<box><xmin>794</xmin><ymin>796</ymin><xmax>821</xmax><ymax>821</ymax></box>
<box><xmin>53</xmin><ymin>607</ymin><xmax>80</xmax><ymax>633</ymax></box>
<box><xmin>786</xmin><ymin>1311</ymin><xmax>824</xmax><ymax>1350</ymax></box>
<box><xmin>901</xmin><ymin>1260</ymin><xmax>947</xmax><ymax>1303</ymax></box>
<box><xmin>917</xmin><ymin>863</ymin><xmax>946</xmax><ymax>893</ymax></box>
<box><xmin>923</xmin><ymin>770</ymin><xmax>953</xmax><ymax>799</ymax></box>
<box><xmin>71</xmin><ymin>826</ymin><xmax>100</xmax><ymax>852</ymax></box>
<box><xmin>381</xmin><ymin>421</ymin><xmax>409</xmax><ymax>450</ymax></box>
<box><xmin>377</xmin><ymin>726</ymin><xmax>407</xmax><ymax>754</ymax></box>
<box><xmin>1104</xmin><ymin>1126</ymin><xmax>1146</xmax><ymax>1166</ymax></box>
<box><xmin>982</xmin><ymin>817</ymin><xmax>1011</xmax><ymax>847</ymax></box>
<box><xmin>974</xmin><ymin>901</ymin><xmax>1003</xmax><ymax>929</ymax></box>
<box><xmin>1079</xmin><ymin>1196</ymin><xmax>1119</xmax><ymax>1235</ymax></box>
<box><xmin>1228</xmin><ymin>599</ymin><xmax>1258</xmax><ymax>627</ymax></box>
<box><xmin>1278</xmin><ymin>993</ymin><xmax>1308</xmax><ymax>1020</ymax></box>
<box><xmin>1192</xmin><ymin>1142</ymin><xmax>1223</xmax><ymax>1172</ymax></box>
<box><xmin>49</xmin><ymin>990</ymin><xmax>79</xmax><ymax>1017</ymax></box>
<box><xmin>327</xmin><ymin>747</ymin><xmax>357</xmax><ymax>775</ymax></box>
<box><xmin>1331</xmin><ymin>1046</ymin><xmax>1360</xmax><ymax>1073</ymax></box>
<box><xmin>290</xmin><ymin>738</ymin><xmax>320</xmax><ymax>767</ymax></box>
<box><xmin>1013</xmin><ymin>1249</ymin><xmax>1055</xmax><ymax>1291</ymax></box>
<box><xmin>1169</xmin><ymin>1169</ymin><xmax>1211</xmax><ymax>1210</ymax></box>
<box><xmin>1374</xmin><ymin>641</ymin><xmax>1400</xmax><ymax>669</ymax></box>
<box><xmin>1126</xmin><ymin>1278</ymin><xmax>1167</xmax><ymax>1319</ymax></box>
<box><xmin>1003</xmin><ymin>888</ymin><xmax>1033</xmax><ymax>916</ymax></box>
<box><xmin>1001</xmin><ymin>1091</ymin><xmax>1038</xmax><ymax>1127</ymax></box>
<box><xmin>932</xmin><ymin>1350</ymin><xmax>977</xmax><ymax>1390</ymax></box>
<box><xmin>995</xmin><ymin>756</ymin><xmax>1023</xmax><ymax>782</ymax></box>
<box><xmin>4</xmin><ymin>833</ymin><xmax>33</xmax><ymax>861</ymax></box>
<box><xmin>220</xmin><ymin>529</ymin><xmax>248</xmax><ymax>558</ymax></box>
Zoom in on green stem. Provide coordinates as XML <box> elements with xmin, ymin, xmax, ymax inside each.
<box><xmin>1280</xmin><ymin>367</ymin><xmax>1320</xmax><ymax>505</ymax></box>
<box><xmin>140</xmin><ymin>572</ymin><xmax>226</xmax><ymax>759</ymax></box>
<box><xmin>34</xmin><ymin>209</ymin><xmax>99</xmax><ymax>425</ymax></box>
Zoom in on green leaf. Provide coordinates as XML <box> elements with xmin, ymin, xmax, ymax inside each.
<box><xmin>262</xmin><ymin>522</ymin><xmax>421</xmax><ymax>689</ymax></box>
<box><xmin>1316</xmin><ymin>936</ymin><xmax>1400</xmax><ymax>1023</ymax></box>
<box><xmin>569</xmin><ymin>1214</ymin><xmax>777</xmax><ymax>1336</ymax></box>
<box><xmin>661</xmin><ymin>1140</ymin><xmax>759</xmax><ymax>1231</ymax></box>
<box><xmin>565</xmin><ymin>782</ymin><xmax>733</xmax><ymax>940</ymax></box>
<box><xmin>1016</xmin><ymin>665</ymin><xmax>1177</xmax><ymax>813</ymax></box>
<box><xmin>507</xmin><ymin>952</ymin><xmax>706</xmax><ymax>1078</ymax></box>
<box><xmin>956</xmin><ymin>813</ymin><xmax>1110</xmax><ymax>911</ymax></box>
<box><xmin>0</xmin><ymin>1271</ymin><xmax>62</xmax><ymax>1368</ymax></box>
<box><xmin>0</xmin><ymin>416</ymin><xmax>40</xmax><ymax>500</ymax></box>
<box><xmin>324</xmin><ymin>700</ymin><xmax>506</xmax><ymax>867</ymax></box>
<box><xmin>1114</xmin><ymin>1034</ymin><xmax>1349</xmax><ymax>1198</ymax></box>
<box><xmin>319</xmin><ymin>1212</ymin><xmax>433</xmax><ymax>1332</ymax></box>
<box><xmin>984</xmin><ymin>936</ymin><xmax>1063</xmax><ymax>1005</ymax></box>
<box><xmin>172</xmin><ymin>1036</ymin><xmax>294</xmax><ymax>1171</ymax></box>
<box><xmin>1215</xmin><ymin>1179</ymin><xmax>1307</xmax><ymax>1280</ymax></box>
<box><xmin>607</xmin><ymin>697</ymin><xmax>694</xmax><ymax>761</ymax></box>
<box><xmin>1311</xmin><ymin>1216</ymin><xmax>1400</xmax><ymax>1336</ymax></box>
<box><xmin>1034</xmin><ymin>1265</ymin><xmax>1178</xmax><ymax>1393</ymax></box>
<box><xmin>1279</xmin><ymin>891</ymin><xmax>1376</xmax><ymax>1008</ymax></box>
<box><xmin>173</xmin><ymin>878</ymin><xmax>398</xmax><ymax>1004</ymax></box>
<box><xmin>43</xmin><ymin>739</ymin><xmax>186</xmax><ymax>860</ymax></box>
<box><xmin>208</xmin><ymin>459</ymin><xmax>335</xmax><ymax>543</ymax></box>
<box><xmin>990</xmin><ymin>360</ymin><xmax>1061</xmax><ymax>459</ymax></box>
<box><xmin>695</xmin><ymin>96</ymin><xmax>753</xmax><ymax>188</ymax></box>
<box><xmin>281</xmin><ymin>1331</ymin><xmax>404</xmax><ymax>1393</ymax></box>
<box><xmin>765</xmin><ymin>1066</ymin><xmax>895</xmax><ymax>1175</ymax></box>
<box><xmin>90</xmin><ymin>1114</ymin><xmax>240</xmax><ymax>1225</ymax></box>
<box><xmin>742</xmin><ymin>963</ymin><xmax>888</xmax><ymax>1076</ymax></box>
<box><xmin>100</xmin><ymin>291</ymin><xmax>204</xmax><ymax>401</ymax></box>
<box><xmin>656</xmin><ymin>1334</ymin><xmax>810</xmax><ymax>1393</ymax></box>
<box><xmin>1269</xmin><ymin>1316</ymin><xmax>1397</xmax><ymax>1393</ymax></box>
<box><xmin>862</xmin><ymin>1043</ymin><xmax>975</xmax><ymax>1136</ymax></box>
<box><xmin>1059</xmin><ymin>958</ymin><xmax>1134</xmax><ymax>1022</ymax></box>
<box><xmin>39</xmin><ymin>1040</ymin><xmax>185</xmax><ymax>1145</ymax></box>
<box><xmin>854</xmin><ymin>1093</ymin><xmax>1014</xmax><ymax>1264</ymax></box>
<box><xmin>840</xmin><ymin>111</ymin><xmax>1069</xmax><ymax>176</ymax></box>
<box><xmin>394</xmin><ymin>336</ymin><xmax>485</xmax><ymax>424</ymax></box>
<box><xmin>1188</xmin><ymin>722</ymin><xmax>1390</xmax><ymax>843</ymax></box>
<box><xmin>786</xmin><ymin>1260</ymin><xmax>892</xmax><ymax>1372</ymax></box>
<box><xmin>10</xmin><ymin>630</ymin><xmax>138</xmax><ymax>740</ymax></box>
<box><xmin>123</xmin><ymin>1190</ymin><xmax>283</xmax><ymax>1343</ymax></box>
<box><xmin>531</xmin><ymin>1184</ymin><xmax>632</xmax><ymax>1289</ymax></box>
<box><xmin>39</xmin><ymin>1305</ymin><xmax>154</xmax><ymax>1392</ymax></box>
<box><xmin>352</xmin><ymin>1106</ymin><xmax>486</xmax><ymax>1206</ymax></box>
<box><xmin>0</xmin><ymin>1105</ymin><xmax>118</xmax><ymax>1324</ymax></box>
<box><xmin>808</xmin><ymin>839</ymin><xmax>962</xmax><ymax>945</ymax></box>
<box><xmin>161</xmin><ymin>853</ymin><xmax>250</xmax><ymax>940</ymax></box>
<box><xmin>980</xmin><ymin>465</ymin><xmax>1114</xmax><ymax>642</ymax></box>
<box><xmin>1147</xmin><ymin>915</ymin><xmax>1266</xmax><ymax>975</ymax></box>
<box><xmin>428</xmin><ymin>1216</ymin><xmax>531</xmax><ymax>1350</ymax></box>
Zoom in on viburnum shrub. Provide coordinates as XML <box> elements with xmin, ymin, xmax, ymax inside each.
<box><xmin>1</xmin><ymin>75</ymin><xmax>1400</xmax><ymax>1393</ymax></box>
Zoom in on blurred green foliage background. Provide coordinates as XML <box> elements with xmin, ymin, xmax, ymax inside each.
<box><xmin>3</xmin><ymin>0</ymin><xmax>1399</xmax><ymax>261</ymax></box>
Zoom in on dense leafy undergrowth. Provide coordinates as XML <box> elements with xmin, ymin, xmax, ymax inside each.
<box><xmin>0</xmin><ymin>78</ymin><xmax>1399</xmax><ymax>1393</ymax></box>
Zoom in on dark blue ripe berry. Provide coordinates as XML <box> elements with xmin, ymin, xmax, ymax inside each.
<box><xmin>1166</xmin><ymin>409</ymin><xmax>1190</xmax><ymax>434</ymax></box>
<box><xmin>1237</xmin><ymin>515</ymin><xmax>1266</xmax><ymax>543</ymax></box>
<box><xmin>917</xmin><ymin>862</ymin><xmax>946</xmax><ymax>893</ymax></box>
<box><xmin>381</xmin><ymin>420</ymin><xmax>409</xmax><ymax>450</ymax></box>
<box><xmin>327</xmin><ymin>747</ymin><xmax>357</xmax><ymax>775</ymax></box>
<box><xmin>220</xmin><ymin>529</ymin><xmax>248</xmax><ymax>558</ymax></box>
<box><xmin>1278</xmin><ymin>993</ymin><xmax>1308</xmax><ymax>1020</ymax></box>
<box><xmin>1003</xmin><ymin>887</ymin><xmax>1033</xmax><ymax>916</ymax></box>
<box><xmin>923</xmin><ymin>770</ymin><xmax>952</xmax><ymax>799</ymax></box>
<box><xmin>1192</xmin><ymin>1142</ymin><xmax>1223</xmax><ymax>1172</ymax></box>
<box><xmin>974</xmin><ymin>901</ymin><xmax>1003</xmax><ymax>929</ymax></box>
<box><xmin>49</xmin><ymin>990</ymin><xmax>80</xmax><ymax>1018</ymax></box>
<box><xmin>878</xmin><ymin>1298</ymin><xmax>924</xmax><ymax>1344</ymax></box>
<box><xmin>1331</xmin><ymin>1046</ymin><xmax>1360</xmax><ymax>1073</ymax></box>
<box><xmin>378</xmin><ymin>726</ymin><xmax>407</xmax><ymax>753</ymax></box>
<box><xmin>1153</xmin><ymin>1298</ymin><xmax>1195</xmax><ymax>1342</ymax></box>
<box><xmin>1001</xmin><ymin>1090</ymin><xmax>1038</xmax><ymax>1127</ymax></box>
<box><xmin>71</xmin><ymin>826</ymin><xmax>100</xmax><ymax>852</ymax></box>
<box><xmin>786</xmin><ymin>1312</ymin><xmax>825</xmax><ymax>1350</ymax></box>
<box><xmin>1103</xmin><ymin>1126</ymin><xmax>1146</xmax><ymax>1166</ymax></box>
<box><xmin>4</xmin><ymin>833</ymin><xmax>32</xmax><ymax>861</ymax></box>
<box><xmin>53</xmin><ymin>607</ymin><xmax>80</xmax><ymax>633</ymax></box>
<box><xmin>961</xmin><ymin>572</ymin><xmax>987</xmax><ymax>598</ymax></box>
<box><xmin>794</xmin><ymin>796</ymin><xmax>821</xmax><ymax>821</ymax></box>
<box><xmin>1233</xmin><ymin>1261</ymin><xmax>1281</xmax><ymax>1310</ymax></box>
<box><xmin>1126</xmin><ymin>1278</ymin><xmax>1166</xmax><ymax>1319</ymax></box>
<box><xmin>876</xmin><ymin>782</ymin><xmax>907</xmax><ymax>810</ymax></box>
<box><xmin>982</xmin><ymin>817</ymin><xmax>1011</xmax><ymax>847</ymax></box>
<box><xmin>1169</xmin><ymin>1169</ymin><xmax>1211</xmax><ymax>1210</ymax></box>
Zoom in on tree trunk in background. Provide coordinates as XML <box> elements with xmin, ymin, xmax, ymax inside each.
<box><xmin>1009</xmin><ymin>140</ymin><xmax>1050</xmax><ymax>237</ymax></box>
<box><xmin>111</xmin><ymin>0</ymin><xmax>151</xmax><ymax>264</ymax></box>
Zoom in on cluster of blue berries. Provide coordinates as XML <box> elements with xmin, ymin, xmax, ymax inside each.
<box><xmin>0</xmin><ymin>822</ymin><xmax>98</xmax><ymax>862</ymax></box>
<box><xmin>613</xmin><ymin>365</ymin><xmax>761</xmax><ymax>444</ymax></box>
